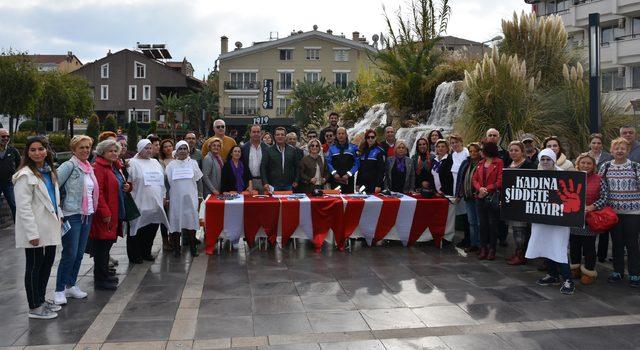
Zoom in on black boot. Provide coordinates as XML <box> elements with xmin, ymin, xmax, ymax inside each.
<box><xmin>172</xmin><ymin>233</ymin><xmax>181</xmax><ymax>257</ymax></box>
<box><xmin>189</xmin><ymin>232</ymin><xmax>199</xmax><ymax>257</ymax></box>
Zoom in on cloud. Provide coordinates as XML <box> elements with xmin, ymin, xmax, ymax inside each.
<box><xmin>0</xmin><ymin>0</ymin><xmax>530</xmax><ymax>77</ymax></box>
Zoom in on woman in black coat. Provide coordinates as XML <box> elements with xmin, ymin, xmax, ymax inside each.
<box><xmin>221</xmin><ymin>145</ymin><xmax>252</xmax><ymax>193</ymax></box>
<box><xmin>430</xmin><ymin>139</ymin><xmax>454</xmax><ymax>196</ymax></box>
<box><xmin>412</xmin><ymin>137</ymin><xmax>435</xmax><ymax>191</ymax></box>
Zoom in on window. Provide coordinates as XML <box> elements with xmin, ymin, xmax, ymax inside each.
<box><xmin>100</xmin><ymin>85</ymin><xmax>108</xmax><ymax>100</ymax></box>
<box><xmin>305</xmin><ymin>72</ymin><xmax>320</xmax><ymax>82</ymax></box>
<box><xmin>334</xmin><ymin>49</ymin><xmax>349</xmax><ymax>62</ymax></box>
<box><xmin>633</xmin><ymin>17</ymin><xmax>640</xmax><ymax>36</ymax></box>
<box><xmin>277</xmin><ymin>97</ymin><xmax>293</xmax><ymax>116</ymax></box>
<box><xmin>130</xmin><ymin>109</ymin><xmax>151</xmax><ymax>123</ymax></box>
<box><xmin>556</xmin><ymin>0</ymin><xmax>568</xmax><ymax>12</ymax></box>
<box><xmin>545</xmin><ymin>1</ymin><xmax>556</xmax><ymax>14</ymax></box>
<box><xmin>143</xmin><ymin>85</ymin><xmax>151</xmax><ymax>100</ymax></box>
<box><xmin>134</xmin><ymin>61</ymin><xmax>146</xmax><ymax>78</ymax></box>
<box><xmin>306</xmin><ymin>48</ymin><xmax>320</xmax><ymax>60</ymax></box>
<box><xmin>602</xmin><ymin>70</ymin><xmax>625</xmax><ymax>92</ymax></box>
<box><xmin>227</xmin><ymin>72</ymin><xmax>258</xmax><ymax>90</ymax></box>
<box><xmin>101</xmin><ymin>63</ymin><xmax>109</xmax><ymax>78</ymax></box>
<box><xmin>601</xmin><ymin>26</ymin><xmax>623</xmax><ymax>43</ymax></box>
<box><xmin>129</xmin><ymin>85</ymin><xmax>137</xmax><ymax>100</ymax></box>
<box><xmin>335</xmin><ymin>72</ymin><xmax>349</xmax><ymax>88</ymax></box>
<box><xmin>229</xmin><ymin>98</ymin><xmax>258</xmax><ymax>115</ymax></box>
<box><xmin>279</xmin><ymin>49</ymin><xmax>293</xmax><ymax>60</ymax></box>
<box><xmin>278</xmin><ymin>72</ymin><xmax>293</xmax><ymax>90</ymax></box>
<box><xmin>633</xmin><ymin>67</ymin><xmax>640</xmax><ymax>89</ymax></box>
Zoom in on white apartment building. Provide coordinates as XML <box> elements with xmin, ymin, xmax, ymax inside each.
<box><xmin>528</xmin><ymin>0</ymin><xmax>640</xmax><ymax>113</ymax></box>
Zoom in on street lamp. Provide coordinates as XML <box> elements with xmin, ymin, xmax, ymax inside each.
<box><xmin>588</xmin><ymin>13</ymin><xmax>601</xmax><ymax>133</ymax></box>
<box><xmin>481</xmin><ymin>35</ymin><xmax>503</xmax><ymax>55</ymax></box>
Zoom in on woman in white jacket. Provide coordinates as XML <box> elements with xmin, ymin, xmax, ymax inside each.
<box><xmin>13</xmin><ymin>136</ymin><xmax>63</xmax><ymax>319</ymax></box>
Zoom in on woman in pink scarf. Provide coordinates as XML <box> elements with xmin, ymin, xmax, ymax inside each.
<box><xmin>53</xmin><ymin>136</ymin><xmax>99</xmax><ymax>306</ymax></box>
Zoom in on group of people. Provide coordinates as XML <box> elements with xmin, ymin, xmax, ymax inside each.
<box><xmin>10</xmin><ymin>110</ymin><xmax>640</xmax><ymax>320</ymax></box>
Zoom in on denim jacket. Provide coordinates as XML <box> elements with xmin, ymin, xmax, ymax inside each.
<box><xmin>57</xmin><ymin>160</ymin><xmax>88</xmax><ymax>216</ymax></box>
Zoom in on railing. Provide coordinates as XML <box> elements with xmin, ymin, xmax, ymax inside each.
<box><xmin>223</xmin><ymin>81</ymin><xmax>260</xmax><ymax>90</ymax></box>
<box><xmin>223</xmin><ymin>107</ymin><xmax>259</xmax><ymax>116</ymax></box>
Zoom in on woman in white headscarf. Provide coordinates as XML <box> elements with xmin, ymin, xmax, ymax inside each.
<box><xmin>126</xmin><ymin>139</ymin><xmax>169</xmax><ymax>263</ymax></box>
<box><xmin>165</xmin><ymin>141</ymin><xmax>203</xmax><ymax>257</ymax></box>
<box><xmin>525</xmin><ymin>148</ymin><xmax>574</xmax><ymax>295</ymax></box>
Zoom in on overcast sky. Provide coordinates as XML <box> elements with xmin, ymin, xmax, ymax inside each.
<box><xmin>0</xmin><ymin>0</ymin><xmax>530</xmax><ymax>78</ymax></box>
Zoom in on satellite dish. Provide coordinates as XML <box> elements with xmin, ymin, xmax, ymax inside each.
<box><xmin>372</xmin><ymin>34</ymin><xmax>379</xmax><ymax>42</ymax></box>
<box><xmin>235</xmin><ymin>41</ymin><xmax>243</xmax><ymax>49</ymax></box>
<box><xmin>313</xmin><ymin>24</ymin><xmax>318</xmax><ymax>30</ymax></box>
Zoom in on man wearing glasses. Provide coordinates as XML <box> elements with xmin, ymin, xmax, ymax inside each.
<box><xmin>0</xmin><ymin>129</ymin><xmax>20</xmax><ymax>221</ymax></box>
<box><xmin>202</xmin><ymin>119</ymin><xmax>237</xmax><ymax>161</ymax></box>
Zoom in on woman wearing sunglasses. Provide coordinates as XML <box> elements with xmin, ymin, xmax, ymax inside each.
<box><xmin>298</xmin><ymin>138</ymin><xmax>329</xmax><ymax>194</ymax></box>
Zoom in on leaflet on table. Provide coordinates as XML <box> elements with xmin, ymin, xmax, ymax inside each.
<box><xmin>172</xmin><ymin>167</ymin><xmax>194</xmax><ymax>180</ymax></box>
<box><xmin>143</xmin><ymin>171</ymin><xmax>164</xmax><ymax>186</ymax></box>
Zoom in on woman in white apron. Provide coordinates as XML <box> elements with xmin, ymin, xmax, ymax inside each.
<box><xmin>525</xmin><ymin>148</ymin><xmax>574</xmax><ymax>295</ymax></box>
<box><xmin>126</xmin><ymin>139</ymin><xmax>169</xmax><ymax>263</ymax></box>
<box><xmin>165</xmin><ymin>141</ymin><xmax>203</xmax><ymax>257</ymax></box>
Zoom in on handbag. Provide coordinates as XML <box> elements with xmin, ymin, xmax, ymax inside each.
<box><xmin>585</xmin><ymin>206</ymin><xmax>618</xmax><ymax>232</ymax></box>
<box><xmin>123</xmin><ymin>191</ymin><xmax>141</xmax><ymax>222</ymax></box>
<box><xmin>483</xmin><ymin>164</ymin><xmax>501</xmax><ymax>211</ymax></box>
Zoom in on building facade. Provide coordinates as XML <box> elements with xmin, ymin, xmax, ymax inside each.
<box><xmin>72</xmin><ymin>49</ymin><xmax>202</xmax><ymax>125</ymax></box>
<box><xmin>529</xmin><ymin>0</ymin><xmax>640</xmax><ymax>113</ymax></box>
<box><xmin>217</xmin><ymin>28</ymin><xmax>377</xmax><ymax>128</ymax></box>
<box><xmin>26</xmin><ymin>52</ymin><xmax>83</xmax><ymax>73</ymax></box>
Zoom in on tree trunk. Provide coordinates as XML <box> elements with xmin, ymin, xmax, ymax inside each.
<box><xmin>8</xmin><ymin>115</ymin><xmax>14</xmax><ymax>135</ymax></box>
<box><xmin>69</xmin><ymin>118</ymin><xmax>75</xmax><ymax>138</ymax></box>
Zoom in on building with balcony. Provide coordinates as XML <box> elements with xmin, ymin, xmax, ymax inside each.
<box><xmin>72</xmin><ymin>48</ymin><xmax>203</xmax><ymax>128</ymax></box>
<box><xmin>528</xmin><ymin>0</ymin><xmax>640</xmax><ymax>113</ymax></box>
<box><xmin>217</xmin><ymin>27</ymin><xmax>378</xmax><ymax>129</ymax></box>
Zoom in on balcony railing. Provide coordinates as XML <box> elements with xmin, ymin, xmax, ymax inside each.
<box><xmin>223</xmin><ymin>81</ymin><xmax>260</xmax><ymax>90</ymax></box>
<box><xmin>223</xmin><ymin>107</ymin><xmax>259</xmax><ymax>116</ymax></box>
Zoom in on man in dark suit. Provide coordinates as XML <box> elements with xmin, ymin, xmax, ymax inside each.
<box><xmin>261</xmin><ymin>127</ymin><xmax>299</xmax><ymax>192</ymax></box>
<box><xmin>241</xmin><ymin>124</ymin><xmax>269</xmax><ymax>194</ymax></box>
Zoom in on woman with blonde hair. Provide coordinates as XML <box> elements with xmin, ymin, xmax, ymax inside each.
<box><xmin>202</xmin><ymin>137</ymin><xmax>223</xmax><ymax>197</ymax></box>
<box><xmin>298</xmin><ymin>138</ymin><xmax>329</xmax><ymax>194</ymax></box>
<box><xmin>53</xmin><ymin>135</ymin><xmax>99</xmax><ymax>305</ymax></box>
<box><xmin>384</xmin><ymin>140</ymin><xmax>415</xmax><ymax>193</ymax></box>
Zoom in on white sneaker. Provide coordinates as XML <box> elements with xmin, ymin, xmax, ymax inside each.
<box><xmin>65</xmin><ymin>286</ymin><xmax>88</xmax><ymax>299</ymax></box>
<box><xmin>43</xmin><ymin>300</ymin><xmax>62</xmax><ymax>312</ymax></box>
<box><xmin>53</xmin><ymin>291</ymin><xmax>67</xmax><ymax>305</ymax></box>
<box><xmin>28</xmin><ymin>306</ymin><xmax>57</xmax><ymax>320</ymax></box>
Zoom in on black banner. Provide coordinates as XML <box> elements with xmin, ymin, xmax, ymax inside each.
<box><xmin>262</xmin><ymin>79</ymin><xmax>273</xmax><ymax>109</ymax></box>
<box><xmin>500</xmin><ymin>169</ymin><xmax>586</xmax><ymax>227</ymax></box>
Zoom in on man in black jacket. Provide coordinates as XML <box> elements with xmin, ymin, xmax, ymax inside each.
<box><xmin>0</xmin><ymin>129</ymin><xmax>20</xmax><ymax>221</ymax></box>
<box><xmin>241</xmin><ymin>125</ymin><xmax>268</xmax><ymax>193</ymax></box>
<box><xmin>261</xmin><ymin>127</ymin><xmax>299</xmax><ymax>192</ymax></box>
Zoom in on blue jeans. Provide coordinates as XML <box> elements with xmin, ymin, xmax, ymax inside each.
<box><xmin>273</xmin><ymin>185</ymin><xmax>293</xmax><ymax>191</ymax></box>
<box><xmin>56</xmin><ymin>214</ymin><xmax>92</xmax><ymax>291</ymax></box>
<box><xmin>0</xmin><ymin>181</ymin><xmax>16</xmax><ymax>221</ymax></box>
<box><xmin>465</xmin><ymin>199</ymin><xmax>480</xmax><ymax>247</ymax></box>
<box><xmin>546</xmin><ymin>259</ymin><xmax>571</xmax><ymax>280</ymax></box>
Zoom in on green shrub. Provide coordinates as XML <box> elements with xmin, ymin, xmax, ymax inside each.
<box><xmin>47</xmin><ymin>132</ymin><xmax>71</xmax><ymax>152</ymax></box>
<box><xmin>148</xmin><ymin>120</ymin><xmax>157</xmax><ymax>135</ymax></box>
<box><xmin>127</xmin><ymin>120</ymin><xmax>139</xmax><ymax>151</ymax></box>
<box><xmin>18</xmin><ymin>120</ymin><xmax>38</xmax><ymax>132</ymax></box>
<box><xmin>103</xmin><ymin>114</ymin><xmax>117</xmax><ymax>132</ymax></box>
<box><xmin>86</xmin><ymin>114</ymin><xmax>100</xmax><ymax>144</ymax></box>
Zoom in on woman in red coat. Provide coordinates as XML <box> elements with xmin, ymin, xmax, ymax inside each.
<box><xmin>472</xmin><ymin>141</ymin><xmax>504</xmax><ymax>260</ymax></box>
<box><xmin>91</xmin><ymin>139</ymin><xmax>131</xmax><ymax>290</ymax></box>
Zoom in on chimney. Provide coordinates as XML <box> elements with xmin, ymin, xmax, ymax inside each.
<box><xmin>352</xmin><ymin>31</ymin><xmax>360</xmax><ymax>41</ymax></box>
<box><xmin>221</xmin><ymin>36</ymin><xmax>229</xmax><ymax>54</ymax></box>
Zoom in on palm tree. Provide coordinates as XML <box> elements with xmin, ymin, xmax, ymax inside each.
<box><xmin>372</xmin><ymin>0</ymin><xmax>451</xmax><ymax>113</ymax></box>
<box><xmin>287</xmin><ymin>78</ymin><xmax>335</xmax><ymax>131</ymax></box>
<box><xmin>156</xmin><ymin>93</ymin><xmax>181</xmax><ymax>140</ymax></box>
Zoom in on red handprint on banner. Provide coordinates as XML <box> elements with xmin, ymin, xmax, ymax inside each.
<box><xmin>557</xmin><ymin>178</ymin><xmax>582</xmax><ymax>213</ymax></box>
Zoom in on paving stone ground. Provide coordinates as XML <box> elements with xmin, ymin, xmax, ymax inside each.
<box><xmin>1</xmin><ymin>226</ymin><xmax>640</xmax><ymax>350</ymax></box>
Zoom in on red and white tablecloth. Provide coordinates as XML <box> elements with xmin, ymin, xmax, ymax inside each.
<box><xmin>203</xmin><ymin>194</ymin><xmax>451</xmax><ymax>255</ymax></box>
